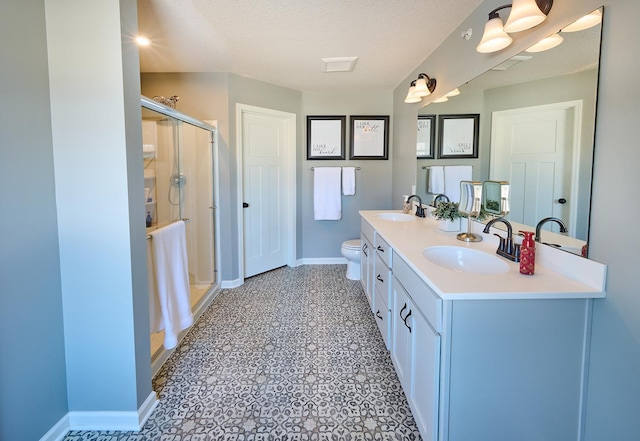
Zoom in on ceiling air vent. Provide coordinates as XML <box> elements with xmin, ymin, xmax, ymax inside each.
<box><xmin>491</xmin><ymin>55</ymin><xmax>533</xmax><ymax>71</ymax></box>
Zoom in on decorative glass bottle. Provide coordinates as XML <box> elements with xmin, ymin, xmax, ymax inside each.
<box><xmin>519</xmin><ymin>231</ymin><xmax>535</xmax><ymax>275</ymax></box>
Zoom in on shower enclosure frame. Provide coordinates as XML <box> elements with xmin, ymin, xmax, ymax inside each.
<box><xmin>141</xmin><ymin>95</ymin><xmax>221</xmax><ymax>375</ymax></box>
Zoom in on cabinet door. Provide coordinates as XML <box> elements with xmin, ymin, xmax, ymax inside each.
<box><xmin>366</xmin><ymin>237</ymin><xmax>376</xmax><ymax>312</ymax></box>
<box><xmin>411</xmin><ymin>311</ymin><xmax>441</xmax><ymax>441</ymax></box>
<box><xmin>360</xmin><ymin>234</ymin><xmax>369</xmax><ymax>293</ymax></box>
<box><xmin>391</xmin><ymin>279</ymin><xmax>413</xmax><ymax>393</ymax></box>
<box><xmin>360</xmin><ymin>234</ymin><xmax>374</xmax><ymax>311</ymax></box>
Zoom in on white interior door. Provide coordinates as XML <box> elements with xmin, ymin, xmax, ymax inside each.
<box><xmin>241</xmin><ymin>108</ymin><xmax>293</xmax><ymax>278</ymax></box>
<box><xmin>490</xmin><ymin>101</ymin><xmax>581</xmax><ymax>232</ymax></box>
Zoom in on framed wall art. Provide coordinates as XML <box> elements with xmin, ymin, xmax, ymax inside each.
<box><xmin>437</xmin><ymin>114</ymin><xmax>480</xmax><ymax>159</ymax></box>
<box><xmin>417</xmin><ymin>115</ymin><xmax>436</xmax><ymax>159</ymax></box>
<box><xmin>349</xmin><ymin>115</ymin><xmax>389</xmax><ymax>160</ymax></box>
<box><xmin>306</xmin><ymin>115</ymin><xmax>346</xmax><ymax>159</ymax></box>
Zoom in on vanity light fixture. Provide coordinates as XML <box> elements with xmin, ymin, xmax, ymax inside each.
<box><xmin>525</xmin><ymin>32</ymin><xmax>563</xmax><ymax>52</ymax></box>
<box><xmin>476</xmin><ymin>0</ymin><xmax>553</xmax><ymax>54</ymax></box>
<box><xmin>404</xmin><ymin>80</ymin><xmax>422</xmax><ymax>103</ymax></box>
<box><xmin>413</xmin><ymin>73</ymin><xmax>437</xmax><ymax>97</ymax></box>
<box><xmin>503</xmin><ymin>0</ymin><xmax>551</xmax><ymax>33</ymax></box>
<box><xmin>446</xmin><ymin>88</ymin><xmax>461</xmax><ymax>97</ymax></box>
<box><xmin>562</xmin><ymin>9</ymin><xmax>602</xmax><ymax>32</ymax></box>
<box><xmin>433</xmin><ymin>96</ymin><xmax>449</xmax><ymax>103</ymax></box>
<box><xmin>404</xmin><ymin>74</ymin><xmax>437</xmax><ymax>104</ymax></box>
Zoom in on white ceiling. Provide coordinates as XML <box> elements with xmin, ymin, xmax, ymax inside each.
<box><xmin>136</xmin><ymin>0</ymin><xmax>484</xmax><ymax>91</ymax></box>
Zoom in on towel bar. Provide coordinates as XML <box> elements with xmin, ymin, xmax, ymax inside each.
<box><xmin>146</xmin><ymin>218</ymin><xmax>190</xmax><ymax>240</ymax></box>
<box><xmin>311</xmin><ymin>166</ymin><xmax>361</xmax><ymax>171</ymax></box>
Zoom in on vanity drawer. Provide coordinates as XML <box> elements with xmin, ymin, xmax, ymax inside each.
<box><xmin>392</xmin><ymin>252</ymin><xmax>442</xmax><ymax>333</ymax></box>
<box><xmin>374</xmin><ymin>287</ymin><xmax>391</xmax><ymax>350</ymax></box>
<box><xmin>375</xmin><ymin>235</ymin><xmax>392</xmax><ymax>268</ymax></box>
<box><xmin>361</xmin><ymin>218</ymin><xmax>375</xmax><ymax>243</ymax></box>
<box><xmin>375</xmin><ymin>254</ymin><xmax>392</xmax><ymax>310</ymax></box>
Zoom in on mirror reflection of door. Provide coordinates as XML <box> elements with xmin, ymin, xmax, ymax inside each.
<box><xmin>490</xmin><ymin>101</ymin><xmax>582</xmax><ymax>234</ymax></box>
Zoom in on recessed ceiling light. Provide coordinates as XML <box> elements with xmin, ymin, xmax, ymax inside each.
<box><xmin>321</xmin><ymin>57</ymin><xmax>358</xmax><ymax>73</ymax></box>
<box><xmin>136</xmin><ymin>36</ymin><xmax>151</xmax><ymax>46</ymax></box>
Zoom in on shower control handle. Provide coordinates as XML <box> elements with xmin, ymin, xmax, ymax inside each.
<box><xmin>243</xmin><ymin>202</ymin><xmax>249</xmax><ymax>208</ymax></box>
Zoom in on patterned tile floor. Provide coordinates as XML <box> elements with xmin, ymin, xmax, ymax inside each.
<box><xmin>63</xmin><ymin>265</ymin><xmax>421</xmax><ymax>440</ymax></box>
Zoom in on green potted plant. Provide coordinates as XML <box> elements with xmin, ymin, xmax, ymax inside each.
<box><xmin>433</xmin><ymin>201</ymin><xmax>462</xmax><ymax>232</ymax></box>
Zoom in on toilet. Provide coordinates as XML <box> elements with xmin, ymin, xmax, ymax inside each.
<box><xmin>341</xmin><ymin>239</ymin><xmax>362</xmax><ymax>280</ymax></box>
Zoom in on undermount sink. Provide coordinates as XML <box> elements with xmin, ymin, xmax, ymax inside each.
<box><xmin>375</xmin><ymin>213</ymin><xmax>415</xmax><ymax>222</ymax></box>
<box><xmin>422</xmin><ymin>246</ymin><xmax>509</xmax><ymax>275</ymax></box>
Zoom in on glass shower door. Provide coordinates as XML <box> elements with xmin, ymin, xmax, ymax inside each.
<box><xmin>142</xmin><ymin>102</ymin><xmax>218</xmax><ymax>361</ymax></box>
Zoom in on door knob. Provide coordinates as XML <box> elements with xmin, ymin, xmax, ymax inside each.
<box><xmin>243</xmin><ymin>202</ymin><xmax>249</xmax><ymax>208</ymax></box>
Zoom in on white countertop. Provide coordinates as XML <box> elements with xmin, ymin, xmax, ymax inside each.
<box><xmin>361</xmin><ymin>210</ymin><xmax>606</xmax><ymax>301</ymax></box>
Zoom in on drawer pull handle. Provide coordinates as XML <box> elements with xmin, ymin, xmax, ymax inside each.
<box><xmin>403</xmin><ymin>309</ymin><xmax>413</xmax><ymax>333</ymax></box>
<box><xmin>377</xmin><ymin>246</ymin><xmax>385</xmax><ymax>253</ymax></box>
<box><xmin>376</xmin><ymin>274</ymin><xmax>384</xmax><ymax>282</ymax></box>
<box><xmin>376</xmin><ymin>310</ymin><xmax>383</xmax><ymax>320</ymax></box>
<box><xmin>400</xmin><ymin>303</ymin><xmax>407</xmax><ymax>318</ymax></box>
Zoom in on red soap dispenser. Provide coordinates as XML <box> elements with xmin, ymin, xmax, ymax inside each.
<box><xmin>519</xmin><ymin>231</ymin><xmax>536</xmax><ymax>275</ymax></box>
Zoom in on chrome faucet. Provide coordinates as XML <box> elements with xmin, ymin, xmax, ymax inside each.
<box><xmin>535</xmin><ymin>217</ymin><xmax>568</xmax><ymax>243</ymax></box>
<box><xmin>406</xmin><ymin>194</ymin><xmax>425</xmax><ymax>217</ymax></box>
<box><xmin>483</xmin><ymin>217</ymin><xmax>520</xmax><ymax>262</ymax></box>
<box><xmin>431</xmin><ymin>193</ymin><xmax>450</xmax><ymax>207</ymax></box>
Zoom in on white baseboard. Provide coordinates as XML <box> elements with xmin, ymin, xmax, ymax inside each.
<box><xmin>137</xmin><ymin>391</ymin><xmax>159</xmax><ymax>429</ymax></box>
<box><xmin>297</xmin><ymin>257</ymin><xmax>347</xmax><ymax>265</ymax></box>
<box><xmin>221</xmin><ymin>278</ymin><xmax>243</xmax><ymax>289</ymax></box>
<box><xmin>40</xmin><ymin>392</ymin><xmax>158</xmax><ymax>440</ymax></box>
<box><xmin>68</xmin><ymin>391</ymin><xmax>158</xmax><ymax>431</ymax></box>
<box><xmin>39</xmin><ymin>414</ymin><xmax>69</xmax><ymax>441</ymax></box>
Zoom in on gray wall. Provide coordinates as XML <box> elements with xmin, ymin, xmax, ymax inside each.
<box><xmin>46</xmin><ymin>0</ymin><xmax>152</xmax><ymax>411</ymax></box>
<box><xmin>301</xmin><ymin>90</ymin><xmax>394</xmax><ymax>258</ymax></box>
<box><xmin>0</xmin><ymin>1</ymin><xmax>68</xmax><ymax>439</ymax></box>
<box><xmin>584</xmin><ymin>2</ymin><xmax>640</xmax><ymax>438</ymax></box>
<box><xmin>393</xmin><ymin>0</ymin><xmax>640</xmax><ymax>437</ymax></box>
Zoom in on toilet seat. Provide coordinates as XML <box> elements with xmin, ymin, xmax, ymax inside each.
<box><xmin>342</xmin><ymin>239</ymin><xmax>361</xmax><ymax>250</ymax></box>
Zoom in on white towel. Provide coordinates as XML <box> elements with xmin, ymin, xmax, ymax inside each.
<box><xmin>313</xmin><ymin>167</ymin><xmax>342</xmax><ymax>220</ymax></box>
<box><xmin>342</xmin><ymin>167</ymin><xmax>356</xmax><ymax>196</ymax></box>
<box><xmin>148</xmin><ymin>221</ymin><xmax>194</xmax><ymax>349</ymax></box>
<box><xmin>428</xmin><ymin>166</ymin><xmax>445</xmax><ymax>194</ymax></box>
<box><xmin>444</xmin><ymin>165</ymin><xmax>473</xmax><ymax>203</ymax></box>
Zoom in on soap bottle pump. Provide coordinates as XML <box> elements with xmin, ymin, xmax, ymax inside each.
<box><xmin>146</xmin><ymin>211</ymin><xmax>152</xmax><ymax>228</ymax></box>
<box><xmin>519</xmin><ymin>231</ymin><xmax>535</xmax><ymax>275</ymax></box>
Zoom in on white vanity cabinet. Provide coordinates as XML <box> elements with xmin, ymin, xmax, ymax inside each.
<box><xmin>360</xmin><ymin>219</ymin><xmax>375</xmax><ymax>310</ymax></box>
<box><xmin>392</xmin><ymin>250</ymin><xmax>594</xmax><ymax>441</ymax></box>
<box><xmin>392</xmin><ymin>254</ymin><xmax>441</xmax><ymax>441</ymax></box>
<box><xmin>359</xmin><ymin>210</ymin><xmax>606</xmax><ymax>441</ymax></box>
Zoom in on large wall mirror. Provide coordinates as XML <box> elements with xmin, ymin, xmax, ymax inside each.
<box><xmin>416</xmin><ymin>7</ymin><xmax>603</xmax><ymax>256</ymax></box>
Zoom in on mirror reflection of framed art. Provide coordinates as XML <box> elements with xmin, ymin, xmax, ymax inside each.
<box><xmin>437</xmin><ymin>114</ymin><xmax>479</xmax><ymax>159</ymax></box>
<box><xmin>417</xmin><ymin>115</ymin><xmax>435</xmax><ymax>159</ymax></box>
